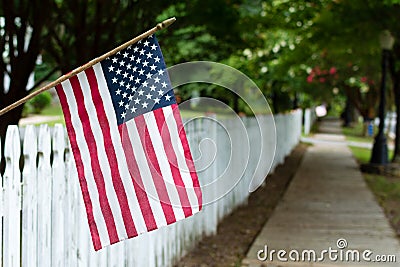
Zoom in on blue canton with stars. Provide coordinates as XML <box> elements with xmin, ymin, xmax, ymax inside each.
<box><xmin>101</xmin><ymin>35</ymin><xmax>176</xmax><ymax>125</ymax></box>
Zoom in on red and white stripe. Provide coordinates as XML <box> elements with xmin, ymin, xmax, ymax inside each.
<box><xmin>56</xmin><ymin>63</ymin><xmax>202</xmax><ymax>250</ymax></box>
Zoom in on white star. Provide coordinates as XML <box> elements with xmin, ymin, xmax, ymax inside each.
<box><xmin>130</xmin><ymin>55</ymin><xmax>135</xmax><ymax>61</ymax></box>
<box><xmin>158</xmin><ymin>69</ymin><xmax>164</xmax><ymax>75</ymax></box>
<box><xmin>158</xmin><ymin>89</ymin><xmax>164</xmax><ymax>96</ymax></box>
<box><xmin>122</xmin><ymin>92</ymin><xmax>127</xmax><ymax>98</ymax></box>
<box><xmin>139</xmin><ymin>49</ymin><xmax>145</xmax><ymax>55</ymax></box>
<box><xmin>142</xmin><ymin>102</ymin><xmax>148</xmax><ymax>108</ymax></box>
<box><xmin>116</xmin><ymin>89</ymin><xmax>121</xmax><ymax>95</ymax></box>
<box><xmin>154</xmin><ymin>97</ymin><xmax>160</xmax><ymax>104</ymax></box>
<box><xmin>151</xmin><ymin>44</ymin><xmax>157</xmax><ymax>50</ymax></box>
<box><xmin>146</xmin><ymin>93</ymin><xmax>152</xmax><ymax>99</ymax></box>
<box><xmin>150</xmin><ymin>85</ymin><xmax>156</xmax><ymax>91</ymax></box>
<box><xmin>165</xmin><ymin>95</ymin><xmax>172</xmax><ymax>101</ymax></box>
<box><xmin>132</xmin><ymin>86</ymin><xmax>137</xmax><ymax>92</ymax></box>
<box><xmin>119</xmin><ymin>80</ymin><xmax>125</xmax><ymax>86</ymax></box>
<box><xmin>108</xmin><ymin>65</ymin><xmax>115</xmax><ymax>72</ymax></box>
<box><xmin>139</xmin><ymin>69</ymin><xmax>145</xmax><ymax>75</ymax></box>
<box><xmin>138</xmin><ymin>89</ymin><xmax>144</xmax><ymax>96</ymax></box>
<box><xmin>127</xmin><ymin>45</ymin><xmax>132</xmax><ymax>50</ymax></box>
<box><xmin>150</xmin><ymin>64</ymin><xmax>157</xmax><ymax>71</ymax></box>
<box><xmin>112</xmin><ymin>58</ymin><xmax>118</xmax><ymax>63</ymax></box>
<box><xmin>127</xmin><ymin>63</ymin><xmax>132</xmax><ymax>69</ymax></box>
<box><xmin>134</xmin><ymin>98</ymin><xmax>140</xmax><ymax>105</ymax></box>
<box><xmin>128</xmin><ymin>95</ymin><xmax>133</xmax><ymax>101</ymax></box>
<box><xmin>134</xmin><ymin>47</ymin><xmax>139</xmax><ymax>52</ymax></box>
<box><xmin>161</xmin><ymin>82</ymin><xmax>167</xmax><ymax>88</ymax></box>
<box><xmin>119</xmin><ymin>60</ymin><xmax>125</xmax><ymax>66</ymax></box>
<box><xmin>121</xmin><ymin>112</ymin><xmax>126</xmax><ymax>119</ymax></box>
<box><xmin>142</xmin><ymin>81</ymin><xmax>148</xmax><ymax>87</ymax></box>
<box><xmin>112</xmin><ymin>77</ymin><xmax>118</xmax><ymax>84</ymax></box>
<box><xmin>125</xmin><ymin>104</ymin><xmax>129</xmax><ymax>110</ymax></box>
<box><xmin>131</xmin><ymin>106</ymin><xmax>137</xmax><ymax>113</ymax></box>
<box><xmin>154</xmin><ymin>56</ymin><xmax>160</xmax><ymax>63</ymax></box>
<box><xmin>146</xmin><ymin>73</ymin><xmax>152</xmax><ymax>79</ymax></box>
<box><xmin>123</xmin><ymin>72</ymin><xmax>128</xmax><ymax>78</ymax></box>
<box><xmin>132</xmin><ymin>66</ymin><xmax>137</xmax><ymax>72</ymax></box>
<box><xmin>146</xmin><ymin>52</ymin><xmax>153</xmax><ymax>58</ymax></box>
<box><xmin>144</xmin><ymin>40</ymin><xmax>149</xmax><ymax>47</ymax></box>
<box><xmin>143</xmin><ymin>60</ymin><xmax>149</xmax><ymax>67</ymax></box>
<box><xmin>119</xmin><ymin>100</ymin><xmax>124</xmax><ymax>107</ymax></box>
<box><xmin>136</xmin><ymin>58</ymin><xmax>141</xmax><ymax>64</ymax></box>
<box><xmin>126</xmin><ymin>84</ymin><xmax>131</xmax><ymax>90</ymax></box>
<box><xmin>154</xmin><ymin>77</ymin><xmax>160</xmax><ymax>83</ymax></box>
<box><xmin>135</xmin><ymin>77</ymin><xmax>141</xmax><ymax>84</ymax></box>
<box><xmin>123</xmin><ymin>52</ymin><xmax>129</xmax><ymax>58</ymax></box>
<box><xmin>129</xmin><ymin>75</ymin><xmax>134</xmax><ymax>81</ymax></box>
<box><xmin>116</xmin><ymin>69</ymin><xmax>122</xmax><ymax>75</ymax></box>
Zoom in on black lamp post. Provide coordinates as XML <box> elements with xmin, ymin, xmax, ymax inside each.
<box><xmin>370</xmin><ymin>30</ymin><xmax>395</xmax><ymax>165</ymax></box>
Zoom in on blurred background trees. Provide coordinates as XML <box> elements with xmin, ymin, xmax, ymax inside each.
<box><xmin>1</xmin><ymin>0</ymin><xmax>400</xmax><ymax>160</ymax></box>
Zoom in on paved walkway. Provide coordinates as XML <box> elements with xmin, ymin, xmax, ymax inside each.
<box><xmin>19</xmin><ymin>114</ymin><xmax>62</xmax><ymax>126</ymax></box>
<box><xmin>242</xmin><ymin>119</ymin><xmax>400</xmax><ymax>267</ymax></box>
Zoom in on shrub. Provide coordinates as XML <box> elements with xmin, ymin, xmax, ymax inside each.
<box><xmin>26</xmin><ymin>91</ymin><xmax>52</xmax><ymax>114</ymax></box>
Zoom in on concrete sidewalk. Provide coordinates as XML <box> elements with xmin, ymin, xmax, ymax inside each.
<box><xmin>242</xmin><ymin>120</ymin><xmax>400</xmax><ymax>267</ymax></box>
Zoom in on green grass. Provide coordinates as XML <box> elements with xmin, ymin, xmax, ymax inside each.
<box><xmin>344</xmin><ymin>120</ymin><xmax>394</xmax><ymax>164</ymax></box>
<box><xmin>364</xmin><ymin>174</ymin><xmax>400</xmax><ymax>202</ymax></box>
<box><xmin>364</xmin><ymin>173</ymin><xmax>400</xmax><ymax>235</ymax></box>
<box><xmin>348</xmin><ymin>146</ymin><xmax>371</xmax><ymax>164</ymax></box>
<box><xmin>40</xmin><ymin>104</ymin><xmax>63</xmax><ymax>116</ymax></box>
<box><xmin>348</xmin><ymin>141</ymin><xmax>400</xmax><ymax>237</ymax></box>
<box><xmin>348</xmin><ymin>146</ymin><xmax>394</xmax><ymax>164</ymax></box>
<box><xmin>342</xmin><ymin>121</ymin><xmax>376</xmax><ymax>144</ymax></box>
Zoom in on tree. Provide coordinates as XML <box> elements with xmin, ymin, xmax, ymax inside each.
<box><xmin>313</xmin><ymin>0</ymin><xmax>400</xmax><ymax>162</ymax></box>
<box><xmin>0</xmin><ymin>0</ymin><xmax>53</xmax><ymax>138</ymax></box>
<box><xmin>43</xmin><ymin>0</ymin><xmax>173</xmax><ymax>74</ymax></box>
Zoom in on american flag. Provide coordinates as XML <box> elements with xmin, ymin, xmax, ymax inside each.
<box><xmin>56</xmin><ymin>35</ymin><xmax>202</xmax><ymax>251</ymax></box>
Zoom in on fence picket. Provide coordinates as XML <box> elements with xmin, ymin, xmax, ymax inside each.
<box><xmin>3</xmin><ymin>126</ymin><xmax>22</xmax><ymax>267</ymax></box>
<box><xmin>37</xmin><ymin>125</ymin><xmax>52</xmax><ymax>267</ymax></box>
<box><xmin>51</xmin><ymin>124</ymin><xmax>66</xmax><ymax>267</ymax></box>
<box><xmin>0</xmin><ymin>110</ymin><xmax>304</xmax><ymax>267</ymax></box>
<box><xmin>65</xmin><ymin>145</ymin><xmax>79</xmax><ymax>267</ymax></box>
<box><xmin>22</xmin><ymin>125</ymin><xmax>38</xmax><ymax>267</ymax></box>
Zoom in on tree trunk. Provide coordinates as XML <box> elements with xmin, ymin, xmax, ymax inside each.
<box><xmin>342</xmin><ymin>97</ymin><xmax>353</xmax><ymax>127</ymax></box>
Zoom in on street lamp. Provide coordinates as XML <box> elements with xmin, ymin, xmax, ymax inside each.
<box><xmin>370</xmin><ymin>30</ymin><xmax>395</xmax><ymax>164</ymax></box>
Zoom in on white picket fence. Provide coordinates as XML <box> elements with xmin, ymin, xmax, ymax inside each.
<box><xmin>0</xmin><ymin>109</ymin><xmax>302</xmax><ymax>267</ymax></box>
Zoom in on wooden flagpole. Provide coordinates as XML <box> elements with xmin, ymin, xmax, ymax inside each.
<box><xmin>0</xmin><ymin>17</ymin><xmax>176</xmax><ymax>117</ymax></box>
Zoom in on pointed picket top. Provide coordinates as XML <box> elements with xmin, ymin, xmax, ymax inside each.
<box><xmin>4</xmin><ymin>125</ymin><xmax>21</xmax><ymax>164</ymax></box>
<box><xmin>52</xmin><ymin>124</ymin><xmax>65</xmax><ymax>156</ymax></box>
<box><xmin>38</xmin><ymin>124</ymin><xmax>51</xmax><ymax>161</ymax></box>
<box><xmin>23</xmin><ymin>125</ymin><xmax>38</xmax><ymax>160</ymax></box>
<box><xmin>3</xmin><ymin>125</ymin><xmax>22</xmax><ymax>267</ymax></box>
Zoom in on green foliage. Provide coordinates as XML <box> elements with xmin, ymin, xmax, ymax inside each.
<box><xmin>6</xmin><ymin>0</ymin><xmax>400</xmax><ymax>122</ymax></box>
<box><xmin>24</xmin><ymin>91</ymin><xmax>52</xmax><ymax>115</ymax></box>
